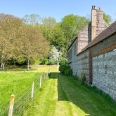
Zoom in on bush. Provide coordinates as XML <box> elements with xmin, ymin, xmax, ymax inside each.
<box><xmin>35</xmin><ymin>59</ymin><xmax>42</xmax><ymax>65</ymax></box>
<box><xmin>59</xmin><ymin>58</ymin><xmax>67</xmax><ymax>65</ymax></box>
<box><xmin>79</xmin><ymin>73</ymin><xmax>86</xmax><ymax>84</ymax></box>
<box><xmin>59</xmin><ymin>65</ymin><xmax>67</xmax><ymax>74</ymax></box>
<box><xmin>48</xmin><ymin>59</ymin><xmax>57</xmax><ymax>65</ymax></box>
<box><xmin>59</xmin><ymin>65</ymin><xmax>72</xmax><ymax>76</ymax></box>
<box><xmin>40</xmin><ymin>58</ymin><xmax>49</xmax><ymax>65</ymax></box>
<box><xmin>64</xmin><ymin>68</ymin><xmax>72</xmax><ymax>76</ymax></box>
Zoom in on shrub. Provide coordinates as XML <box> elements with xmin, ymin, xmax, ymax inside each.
<box><xmin>59</xmin><ymin>65</ymin><xmax>67</xmax><ymax>74</ymax></box>
<box><xmin>48</xmin><ymin>59</ymin><xmax>57</xmax><ymax>65</ymax></box>
<box><xmin>59</xmin><ymin>65</ymin><xmax>72</xmax><ymax>76</ymax></box>
<box><xmin>59</xmin><ymin>58</ymin><xmax>67</xmax><ymax>65</ymax></box>
<box><xmin>64</xmin><ymin>68</ymin><xmax>72</xmax><ymax>76</ymax></box>
<box><xmin>79</xmin><ymin>73</ymin><xmax>86</xmax><ymax>84</ymax></box>
<box><xmin>34</xmin><ymin>59</ymin><xmax>42</xmax><ymax>65</ymax></box>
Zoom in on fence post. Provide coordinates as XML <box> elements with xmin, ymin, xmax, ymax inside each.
<box><xmin>40</xmin><ymin>76</ymin><xmax>42</xmax><ymax>88</ymax></box>
<box><xmin>31</xmin><ymin>81</ymin><xmax>34</xmax><ymax>100</ymax></box>
<box><xmin>8</xmin><ymin>94</ymin><xmax>15</xmax><ymax>116</ymax></box>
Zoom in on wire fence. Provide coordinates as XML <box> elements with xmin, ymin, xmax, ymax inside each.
<box><xmin>0</xmin><ymin>70</ymin><xmax>50</xmax><ymax>116</ymax></box>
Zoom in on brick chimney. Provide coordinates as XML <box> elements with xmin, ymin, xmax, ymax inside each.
<box><xmin>97</xmin><ymin>7</ymin><xmax>103</xmax><ymax>23</ymax></box>
<box><xmin>91</xmin><ymin>6</ymin><xmax>96</xmax><ymax>41</ymax></box>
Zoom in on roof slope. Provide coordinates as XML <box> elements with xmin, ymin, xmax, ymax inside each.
<box><xmin>82</xmin><ymin>21</ymin><xmax>116</xmax><ymax>52</ymax></box>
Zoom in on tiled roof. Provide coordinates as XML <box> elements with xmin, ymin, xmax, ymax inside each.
<box><xmin>81</xmin><ymin>21</ymin><xmax>116</xmax><ymax>52</ymax></box>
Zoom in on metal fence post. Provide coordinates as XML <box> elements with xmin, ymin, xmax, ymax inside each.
<box><xmin>8</xmin><ymin>94</ymin><xmax>15</xmax><ymax>116</ymax></box>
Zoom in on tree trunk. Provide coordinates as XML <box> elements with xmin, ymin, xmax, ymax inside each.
<box><xmin>1</xmin><ymin>63</ymin><xmax>5</xmax><ymax>70</ymax></box>
<box><xmin>27</xmin><ymin>58</ymin><xmax>30</xmax><ymax>71</ymax></box>
<box><xmin>0</xmin><ymin>64</ymin><xmax>2</xmax><ymax>70</ymax></box>
<box><xmin>1</xmin><ymin>56</ymin><xmax>3</xmax><ymax>70</ymax></box>
<box><xmin>2</xmin><ymin>63</ymin><xmax>5</xmax><ymax>70</ymax></box>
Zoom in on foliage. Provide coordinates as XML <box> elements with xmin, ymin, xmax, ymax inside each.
<box><xmin>15</xmin><ymin>25</ymin><xmax>50</xmax><ymax>70</ymax></box>
<box><xmin>49</xmin><ymin>46</ymin><xmax>59</xmax><ymax>60</ymax></box>
<box><xmin>39</xmin><ymin>17</ymin><xmax>56</xmax><ymax>41</ymax></box>
<box><xmin>0</xmin><ymin>13</ymin><xmax>23</xmax><ymax>70</ymax></box>
<box><xmin>0</xmin><ymin>13</ymin><xmax>50</xmax><ymax>70</ymax></box>
<box><xmin>38</xmin><ymin>58</ymin><xmax>57</xmax><ymax>65</ymax></box>
<box><xmin>34</xmin><ymin>59</ymin><xmax>42</xmax><ymax>65</ymax></box>
<box><xmin>59</xmin><ymin>65</ymin><xmax>67</xmax><ymax>74</ymax></box>
<box><xmin>48</xmin><ymin>59</ymin><xmax>57</xmax><ymax>65</ymax></box>
<box><xmin>22</xmin><ymin>14</ymin><xmax>89</xmax><ymax>60</ymax></box>
<box><xmin>59</xmin><ymin>57</ymin><xmax>67</xmax><ymax>65</ymax></box>
<box><xmin>103</xmin><ymin>13</ymin><xmax>112</xmax><ymax>25</ymax></box>
<box><xmin>0</xmin><ymin>14</ymin><xmax>49</xmax><ymax>70</ymax></box>
<box><xmin>23</xmin><ymin>14</ymin><xmax>41</xmax><ymax>25</ymax></box>
<box><xmin>50</xmin><ymin>23</ymin><xmax>66</xmax><ymax>49</ymax></box>
<box><xmin>64</xmin><ymin>68</ymin><xmax>72</xmax><ymax>76</ymax></box>
<box><xmin>79</xmin><ymin>73</ymin><xmax>86</xmax><ymax>84</ymax></box>
<box><xmin>60</xmin><ymin>14</ymin><xmax>89</xmax><ymax>48</ymax></box>
<box><xmin>39</xmin><ymin>57</ymin><xmax>49</xmax><ymax>65</ymax></box>
<box><xmin>59</xmin><ymin>65</ymin><xmax>72</xmax><ymax>76</ymax></box>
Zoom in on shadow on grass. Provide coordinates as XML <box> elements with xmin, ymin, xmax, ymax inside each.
<box><xmin>49</xmin><ymin>72</ymin><xmax>116</xmax><ymax>116</ymax></box>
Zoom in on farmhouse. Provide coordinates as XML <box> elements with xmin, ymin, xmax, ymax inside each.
<box><xmin>67</xmin><ymin>6</ymin><xmax>116</xmax><ymax>100</ymax></box>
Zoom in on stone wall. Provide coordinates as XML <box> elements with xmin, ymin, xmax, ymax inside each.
<box><xmin>68</xmin><ymin>39</ymin><xmax>90</xmax><ymax>82</ymax></box>
<box><xmin>70</xmin><ymin>51</ymin><xmax>90</xmax><ymax>82</ymax></box>
<box><xmin>92</xmin><ymin>51</ymin><xmax>116</xmax><ymax>100</ymax></box>
<box><xmin>76</xmin><ymin>51</ymin><xmax>90</xmax><ymax>82</ymax></box>
<box><xmin>68</xmin><ymin>39</ymin><xmax>77</xmax><ymax>74</ymax></box>
<box><xmin>92</xmin><ymin>33</ymin><xmax>116</xmax><ymax>100</ymax></box>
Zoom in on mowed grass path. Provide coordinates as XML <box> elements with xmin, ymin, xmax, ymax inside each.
<box><xmin>24</xmin><ymin>73</ymin><xmax>116</xmax><ymax>116</ymax></box>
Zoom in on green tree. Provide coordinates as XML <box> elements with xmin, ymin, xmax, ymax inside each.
<box><xmin>103</xmin><ymin>13</ymin><xmax>112</xmax><ymax>25</ymax></box>
<box><xmin>50</xmin><ymin>23</ymin><xmax>66</xmax><ymax>49</ymax></box>
<box><xmin>50</xmin><ymin>23</ymin><xmax>67</xmax><ymax>58</ymax></box>
<box><xmin>39</xmin><ymin>17</ymin><xmax>56</xmax><ymax>41</ymax></box>
<box><xmin>0</xmin><ymin>13</ymin><xmax>23</xmax><ymax>70</ymax></box>
<box><xmin>60</xmin><ymin>14</ymin><xmax>89</xmax><ymax>48</ymax></box>
<box><xmin>23</xmin><ymin>14</ymin><xmax>41</xmax><ymax>26</ymax></box>
<box><xmin>15</xmin><ymin>25</ymin><xmax>50</xmax><ymax>70</ymax></box>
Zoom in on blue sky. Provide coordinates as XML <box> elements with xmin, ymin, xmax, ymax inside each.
<box><xmin>0</xmin><ymin>0</ymin><xmax>116</xmax><ymax>22</ymax></box>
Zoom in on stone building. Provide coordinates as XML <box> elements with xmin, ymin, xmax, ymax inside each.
<box><xmin>67</xmin><ymin>6</ymin><xmax>116</xmax><ymax>100</ymax></box>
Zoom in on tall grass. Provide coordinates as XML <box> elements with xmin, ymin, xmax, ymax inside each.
<box><xmin>0</xmin><ymin>65</ymin><xmax>58</xmax><ymax>115</ymax></box>
<box><xmin>0</xmin><ymin>71</ymin><xmax>41</xmax><ymax>105</ymax></box>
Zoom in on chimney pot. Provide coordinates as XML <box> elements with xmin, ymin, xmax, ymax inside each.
<box><xmin>92</xmin><ymin>6</ymin><xmax>96</xmax><ymax>10</ymax></box>
<box><xmin>92</xmin><ymin>6</ymin><xmax>94</xmax><ymax>9</ymax></box>
<box><xmin>98</xmin><ymin>7</ymin><xmax>102</xmax><ymax>11</ymax></box>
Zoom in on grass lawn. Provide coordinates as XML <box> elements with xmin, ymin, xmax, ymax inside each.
<box><xmin>24</xmin><ymin>73</ymin><xmax>116</xmax><ymax>116</ymax></box>
<box><xmin>0</xmin><ymin>65</ymin><xmax>58</xmax><ymax>115</ymax></box>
